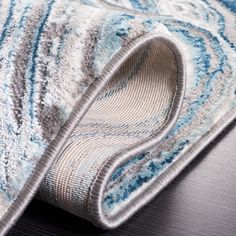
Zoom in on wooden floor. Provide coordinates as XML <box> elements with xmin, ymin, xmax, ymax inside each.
<box><xmin>8</xmin><ymin>122</ymin><xmax>236</xmax><ymax>236</ymax></box>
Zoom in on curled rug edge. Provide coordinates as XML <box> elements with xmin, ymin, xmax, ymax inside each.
<box><xmin>88</xmin><ymin>107</ymin><xmax>236</xmax><ymax>229</ymax></box>
<box><xmin>0</xmin><ymin>32</ymin><xmax>185</xmax><ymax>235</ymax></box>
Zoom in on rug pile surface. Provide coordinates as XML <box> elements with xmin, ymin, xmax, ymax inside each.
<box><xmin>0</xmin><ymin>0</ymin><xmax>236</xmax><ymax>235</ymax></box>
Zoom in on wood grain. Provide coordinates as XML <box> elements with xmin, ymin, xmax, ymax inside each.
<box><xmin>8</xmin><ymin>122</ymin><xmax>236</xmax><ymax>236</ymax></box>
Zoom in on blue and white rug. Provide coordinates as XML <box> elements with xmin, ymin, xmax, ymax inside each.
<box><xmin>0</xmin><ymin>0</ymin><xmax>236</xmax><ymax>234</ymax></box>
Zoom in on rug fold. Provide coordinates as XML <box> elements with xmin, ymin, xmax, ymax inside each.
<box><xmin>1</xmin><ymin>0</ymin><xmax>236</xmax><ymax>235</ymax></box>
<box><xmin>38</xmin><ymin>32</ymin><xmax>185</xmax><ymax>229</ymax></box>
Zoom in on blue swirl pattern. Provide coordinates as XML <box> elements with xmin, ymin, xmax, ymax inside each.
<box><xmin>0</xmin><ymin>0</ymin><xmax>236</xmax><ymax>231</ymax></box>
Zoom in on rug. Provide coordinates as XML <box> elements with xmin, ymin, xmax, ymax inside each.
<box><xmin>0</xmin><ymin>0</ymin><xmax>236</xmax><ymax>235</ymax></box>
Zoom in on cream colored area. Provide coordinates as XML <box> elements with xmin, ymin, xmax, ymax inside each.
<box><xmin>39</xmin><ymin>40</ymin><xmax>178</xmax><ymax>218</ymax></box>
<box><xmin>77</xmin><ymin>41</ymin><xmax>177</xmax><ymax>136</ymax></box>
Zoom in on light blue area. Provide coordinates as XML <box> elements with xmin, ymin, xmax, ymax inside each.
<box><xmin>103</xmin><ymin>140</ymin><xmax>189</xmax><ymax>210</ymax></box>
<box><xmin>163</xmin><ymin>20</ymin><xmax>227</xmax><ymax>137</ymax></box>
<box><xmin>129</xmin><ymin>0</ymin><xmax>158</xmax><ymax>13</ymax></box>
<box><xmin>93</xmin><ymin>13</ymin><xmax>135</xmax><ymax>75</ymax></box>
<box><xmin>202</xmin><ymin>0</ymin><xmax>236</xmax><ymax>50</ymax></box>
<box><xmin>219</xmin><ymin>0</ymin><xmax>236</xmax><ymax>13</ymax></box>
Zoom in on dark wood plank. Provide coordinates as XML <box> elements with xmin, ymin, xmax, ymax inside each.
<box><xmin>8</xmin><ymin>121</ymin><xmax>236</xmax><ymax>236</ymax></box>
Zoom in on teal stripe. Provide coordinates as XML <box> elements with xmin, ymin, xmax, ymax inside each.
<box><xmin>0</xmin><ymin>0</ymin><xmax>16</xmax><ymax>48</ymax></box>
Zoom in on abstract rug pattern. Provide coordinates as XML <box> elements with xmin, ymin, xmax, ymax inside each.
<box><xmin>0</xmin><ymin>0</ymin><xmax>236</xmax><ymax>234</ymax></box>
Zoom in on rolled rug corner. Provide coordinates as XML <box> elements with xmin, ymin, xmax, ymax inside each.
<box><xmin>38</xmin><ymin>29</ymin><xmax>186</xmax><ymax>229</ymax></box>
<box><xmin>1</xmin><ymin>0</ymin><xmax>236</xmax><ymax>235</ymax></box>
